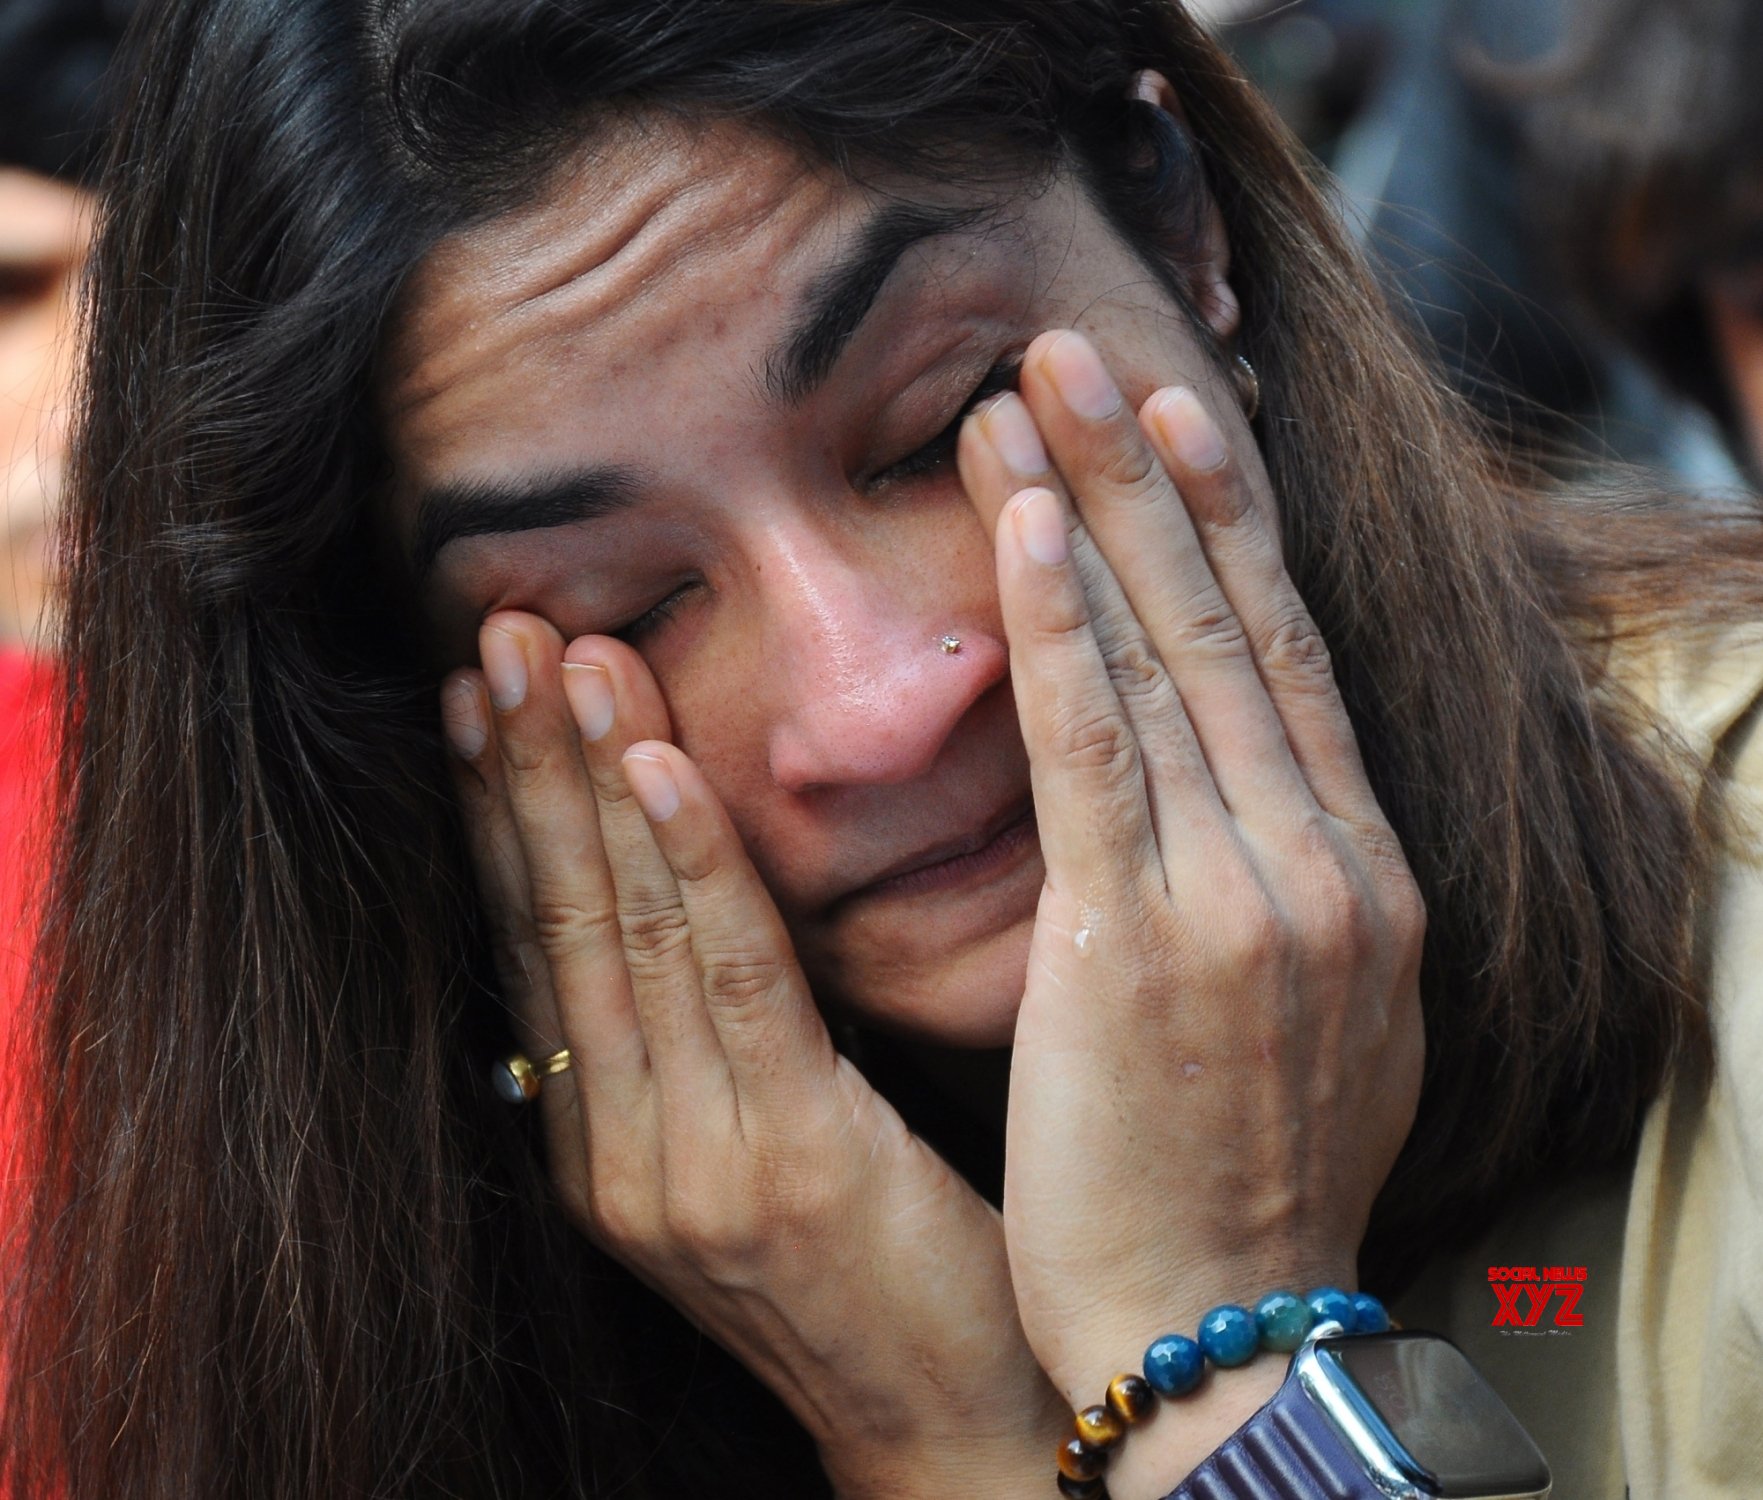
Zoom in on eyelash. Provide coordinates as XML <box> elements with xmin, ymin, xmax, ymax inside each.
<box><xmin>609</xmin><ymin>358</ymin><xmax>1023</xmax><ymax>644</ymax></box>
<box><xmin>869</xmin><ymin>357</ymin><xmax>1024</xmax><ymax>488</ymax></box>
<box><xmin>610</xmin><ymin>583</ymin><xmax>697</xmax><ymax>644</ymax></box>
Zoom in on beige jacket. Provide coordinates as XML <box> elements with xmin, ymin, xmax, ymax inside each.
<box><xmin>1395</xmin><ymin>622</ymin><xmax>1763</xmax><ymax>1498</ymax></box>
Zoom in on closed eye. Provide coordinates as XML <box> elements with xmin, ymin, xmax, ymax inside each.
<box><xmin>605</xmin><ymin>358</ymin><xmax>1021</xmax><ymax>644</ymax></box>
<box><xmin>609</xmin><ymin>580</ymin><xmax>700</xmax><ymax>644</ymax></box>
<box><xmin>866</xmin><ymin>357</ymin><xmax>1023</xmax><ymax>490</ymax></box>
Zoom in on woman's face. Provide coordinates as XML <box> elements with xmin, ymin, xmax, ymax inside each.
<box><xmin>377</xmin><ymin>118</ymin><xmax>1247</xmax><ymax>1047</ymax></box>
<box><xmin>0</xmin><ymin>168</ymin><xmax>91</xmax><ymax>650</ymax></box>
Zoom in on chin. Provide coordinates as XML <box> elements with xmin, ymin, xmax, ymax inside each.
<box><xmin>807</xmin><ymin>910</ymin><xmax>1034</xmax><ymax>1049</ymax></box>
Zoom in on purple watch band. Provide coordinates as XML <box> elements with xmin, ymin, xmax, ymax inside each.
<box><xmin>1159</xmin><ymin>1370</ymin><xmax>1381</xmax><ymax>1500</ymax></box>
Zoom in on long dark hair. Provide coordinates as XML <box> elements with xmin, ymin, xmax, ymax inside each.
<box><xmin>6</xmin><ymin>2</ymin><xmax>1759</xmax><ymax>1495</ymax></box>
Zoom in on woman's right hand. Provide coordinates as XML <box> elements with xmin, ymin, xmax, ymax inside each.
<box><xmin>440</xmin><ymin>612</ymin><xmax>1066</xmax><ymax>1500</ymax></box>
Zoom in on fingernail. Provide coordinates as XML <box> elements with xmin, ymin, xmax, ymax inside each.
<box><xmin>980</xmin><ymin>392</ymin><xmax>1049</xmax><ymax>475</ymax></box>
<box><xmin>480</xmin><ymin>627</ymin><xmax>528</xmax><ymax>711</ymax></box>
<box><xmin>623</xmin><ymin>751</ymin><xmax>680</xmax><ymax>822</ymax></box>
<box><xmin>561</xmin><ymin>661</ymin><xmax>615</xmax><ymax>742</ymax></box>
<box><xmin>1153</xmin><ymin>387</ymin><xmax>1227</xmax><ymax>472</ymax></box>
<box><xmin>1045</xmin><ymin>332</ymin><xmax>1121</xmax><ymax>420</ymax></box>
<box><xmin>1012</xmin><ymin>487</ymin><xmax>1069</xmax><ymax>567</ymax></box>
<box><xmin>440</xmin><ymin>676</ymin><xmax>487</xmax><ymax>760</ymax></box>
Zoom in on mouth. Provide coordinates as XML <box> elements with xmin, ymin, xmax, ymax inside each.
<box><xmin>831</xmin><ymin>793</ymin><xmax>1039</xmax><ymax>910</ymax></box>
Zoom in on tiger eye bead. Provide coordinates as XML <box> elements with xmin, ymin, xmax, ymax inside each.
<box><xmin>1056</xmin><ymin>1473</ymin><xmax>1109</xmax><ymax>1499</ymax></box>
<box><xmin>1057</xmin><ymin>1435</ymin><xmax>1108</xmax><ymax>1482</ymax></box>
<box><xmin>1106</xmin><ymin>1373</ymin><xmax>1156</xmax><ymax>1425</ymax></box>
<box><xmin>1075</xmin><ymin>1403</ymin><xmax>1126</xmax><ymax>1449</ymax></box>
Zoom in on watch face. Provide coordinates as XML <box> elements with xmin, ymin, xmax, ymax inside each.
<box><xmin>1317</xmin><ymin>1334</ymin><xmax>1551</xmax><ymax>1498</ymax></box>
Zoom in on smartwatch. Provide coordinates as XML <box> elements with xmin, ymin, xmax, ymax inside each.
<box><xmin>1165</xmin><ymin>1321</ymin><xmax>1552</xmax><ymax>1499</ymax></box>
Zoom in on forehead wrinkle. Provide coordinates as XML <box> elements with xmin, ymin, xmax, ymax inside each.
<box><xmin>385</xmin><ymin>137</ymin><xmax>838</xmax><ymax>420</ymax></box>
<box><xmin>516</xmin><ymin>164</ymin><xmax>832</xmax><ymax>372</ymax></box>
<box><xmin>505</xmin><ymin>144</ymin><xmax>824</xmax><ymax>321</ymax></box>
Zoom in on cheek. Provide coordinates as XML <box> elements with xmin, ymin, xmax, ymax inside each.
<box><xmin>663</xmin><ymin>646</ymin><xmax>775</xmax><ymax>839</ymax></box>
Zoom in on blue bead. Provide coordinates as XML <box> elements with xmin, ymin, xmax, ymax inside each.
<box><xmin>1306</xmin><ymin>1286</ymin><xmax>1357</xmax><ymax>1331</ymax></box>
<box><xmin>1144</xmin><ymin>1333</ymin><xmax>1205</xmax><ymax>1397</ymax></box>
<box><xmin>1197</xmin><ymin>1304</ymin><xmax>1259</xmax><ymax>1367</ymax></box>
<box><xmin>1350</xmin><ymin>1292</ymin><xmax>1390</xmax><ymax>1334</ymax></box>
<box><xmin>1253</xmin><ymin>1290</ymin><xmax>1314</xmax><ymax>1352</ymax></box>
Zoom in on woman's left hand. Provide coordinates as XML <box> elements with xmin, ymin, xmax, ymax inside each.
<box><xmin>956</xmin><ymin>331</ymin><xmax>1426</xmax><ymax>1498</ymax></box>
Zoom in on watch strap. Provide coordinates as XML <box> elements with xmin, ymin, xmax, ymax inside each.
<box><xmin>1160</xmin><ymin>1368</ymin><xmax>1383</xmax><ymax>1500</ymax></box>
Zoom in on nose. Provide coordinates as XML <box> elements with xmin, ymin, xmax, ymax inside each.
<box><xmin>761</xmin><ymin>531</ymin><xmax>1007</xmax><ymax>793</ymax></box>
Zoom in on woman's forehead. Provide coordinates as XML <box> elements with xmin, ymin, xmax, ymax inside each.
<box><xmin>379</xmin><ymin>120</ymin><xmax>849</xmax><ymax>421</ymax></box>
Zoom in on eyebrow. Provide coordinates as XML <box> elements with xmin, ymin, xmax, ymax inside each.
<box><xmin>763</xmin><ymin>201</ymin><xmax>989</xmax><ymax>404</ymax></box>
<box><xmin>409</xmin><ymin>201</ymin><xmax>989</xmax><ymax>579</ymax></box>
<box><xmin>409</xmin><ymin>466</ymin><xmax>640</xmax><ymax>580</ymax></box>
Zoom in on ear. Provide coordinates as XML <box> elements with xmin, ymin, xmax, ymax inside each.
<box><xmin>1129</xmin><ymin>69</ymin><xmax>1240</xmax><ymax>342</ymax></box>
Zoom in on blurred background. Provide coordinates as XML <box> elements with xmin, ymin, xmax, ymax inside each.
<box><xmin>1196</xmin><ymin>0</ymin><xmax>1762</xmax><ymax>494</ymax></box>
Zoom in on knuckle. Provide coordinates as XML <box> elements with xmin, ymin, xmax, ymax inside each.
<box><xmin>1190</xmin><ymin>467</ymin><xmax>1255</xmax><ymax>529</ymax></box>
<box><xmin>497</xmin><ymin>728</ymin><xmax>560</xmax><ymax>779</ymax></box>
<box><xmin>1282</xmin><ymin>820</ymin><xmax>1370</xmax><ymax>957</ymax></box>
<box><xmin>661</xmin><ymin>1182</ymin><xmax>761</xmax><ymax>1268</ymax></box>
<box><xmin>1215</xmin><ymin>888</ymin><xmax>1289</xmax><ymax>973</ymax></box>
<box><xmin>1260</xmin><ymin>609</ymin><xmax>1334</xmax><ymax>684</ymax></box>
<box><xmin>1029</xmin><ymin>593</ymin><xmax>1099</xmax><ymax>651</ymax></box>
<box><xmin>528</xmin><ymin>888</ymin><xmax>619</xmax><ymax>956</ymax></box>
<box><xmin>1385</xmin><ymin>869</ymin><xmax>1429</xmax><ymax>956</ymax></box>
<box><xmin>699</xmin><ymin>946</ymin><xmax>788</xmax><ymax>1014</ymax></box>
<box><xmin>1169</xmin><ymin>587</ymin><xmax>1250</xmax><ymax>659</ymax></box>
<box><xmin>1307</xmin><ymin>869</ymin><xmax>1374</xmax><ymax>969</ymax></box>
<box><xmin>1361</xmin><ymin>818</ymin><xmax>1419</xmax><ymax>884</ymax></box>
<box><xmin>583</xmin><ymin>1180</ymin><xmax>652</xmax><ymax>1254</ymax></box>
<box><xmin>1287</xmin><ymin>809</ymin><xmax>1341</xmax><ymax>867</ymax></box>
<box><xmin>666</xmin><ymin>836</ymin><xmax>722</xmax><ymax>887</ymax></box>
<box><xmin>617</xmin><ymin>894</ymin><xmax>693</xmax><ymax>963</ymax></box>
<box><xmin>1347</xmin><ymin>822</ymin><xmax>1428</xmax><ymax>954</ymax></box>
<box><xmin>1049</xmin><ymin>699</ymin><xmax>1143</xmax><ymax>783</ymax></box>
<box><xmin>1094</xmin><ymin>434</ymin><xmax>1164</xmax><ymax>500</ymax></box>
<box><xmin>1103</xmin><ymin>632</ymin><xmax>1173</xmax><ymax>705</ymax></box>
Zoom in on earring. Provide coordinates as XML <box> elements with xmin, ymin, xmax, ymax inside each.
<box><xmin>1231</xmin><ymin>354</ymin><xmax>1261</xmax><ymax>422</ymax></box>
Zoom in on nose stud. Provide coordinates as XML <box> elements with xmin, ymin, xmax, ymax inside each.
<box><xmin>939</xmin><ymin>634</ymin><xmax>962</xmax><ymax>655</ymax></box>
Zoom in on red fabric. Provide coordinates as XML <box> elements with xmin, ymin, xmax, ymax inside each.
<box><xmin>0</xmin><ymin>646</ymin><xmax>58</xmax><ymax>1500</ymax></box>
<box><xmin>1</xmin><ymin>646</ymin><xmax>57</xmax><ymax>1205</ymax></box>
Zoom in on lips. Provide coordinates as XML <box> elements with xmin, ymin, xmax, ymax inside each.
<box><xmin>829</xmin><ymin>792</ymin><xmax>1037</xmax><ymax>909</ymax></box>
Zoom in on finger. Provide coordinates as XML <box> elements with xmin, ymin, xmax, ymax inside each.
<box><xmin>440</xmin><ymin>669</ymin><xmax>559</xmax><ymax>1047</ymax></box>
<box><xmin>475</xmin><ymin>616</ymin><xmax>655</xmax><ymax>1122</ymax></box>
<box><xmin>958</xmin><ymin>391</ymin><xmax>1217</xmax><ymax>837</ymax></box>
<box><xmin>1020</xmin><ymin>330</ymin><xmax>1313</xmax><ymax>825</ymax></box>
<box><xmin>1140</xmin><ymin>386</ymin><xmax>1387</xmax><ymax>828</ymax></box>
<box><xmin>990</xmin><ymin>482</ymin><xmax>1163</xmax><ymax>924</ymax></box>
<box><xmin>551</xmin><ymin>628</ymin><xmax>733</xmax><ymax>1117</ymax></box>
<box><xmin>619</xmin><ymin>737</ymin><xmax>837</xmax><ymax>1125</ymax></box>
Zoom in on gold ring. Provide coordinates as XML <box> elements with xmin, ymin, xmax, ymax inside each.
<box><xmin>492</xmin><ymin>1047</ymin><xmax>572</xmax><ymax>1104</ymax></box>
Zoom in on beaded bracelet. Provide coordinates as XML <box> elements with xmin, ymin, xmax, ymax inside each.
<box><xmin>1053</xmin><ymin>1286</ymin><xmax>1391</xmax><ymax>1498</ymax></box>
